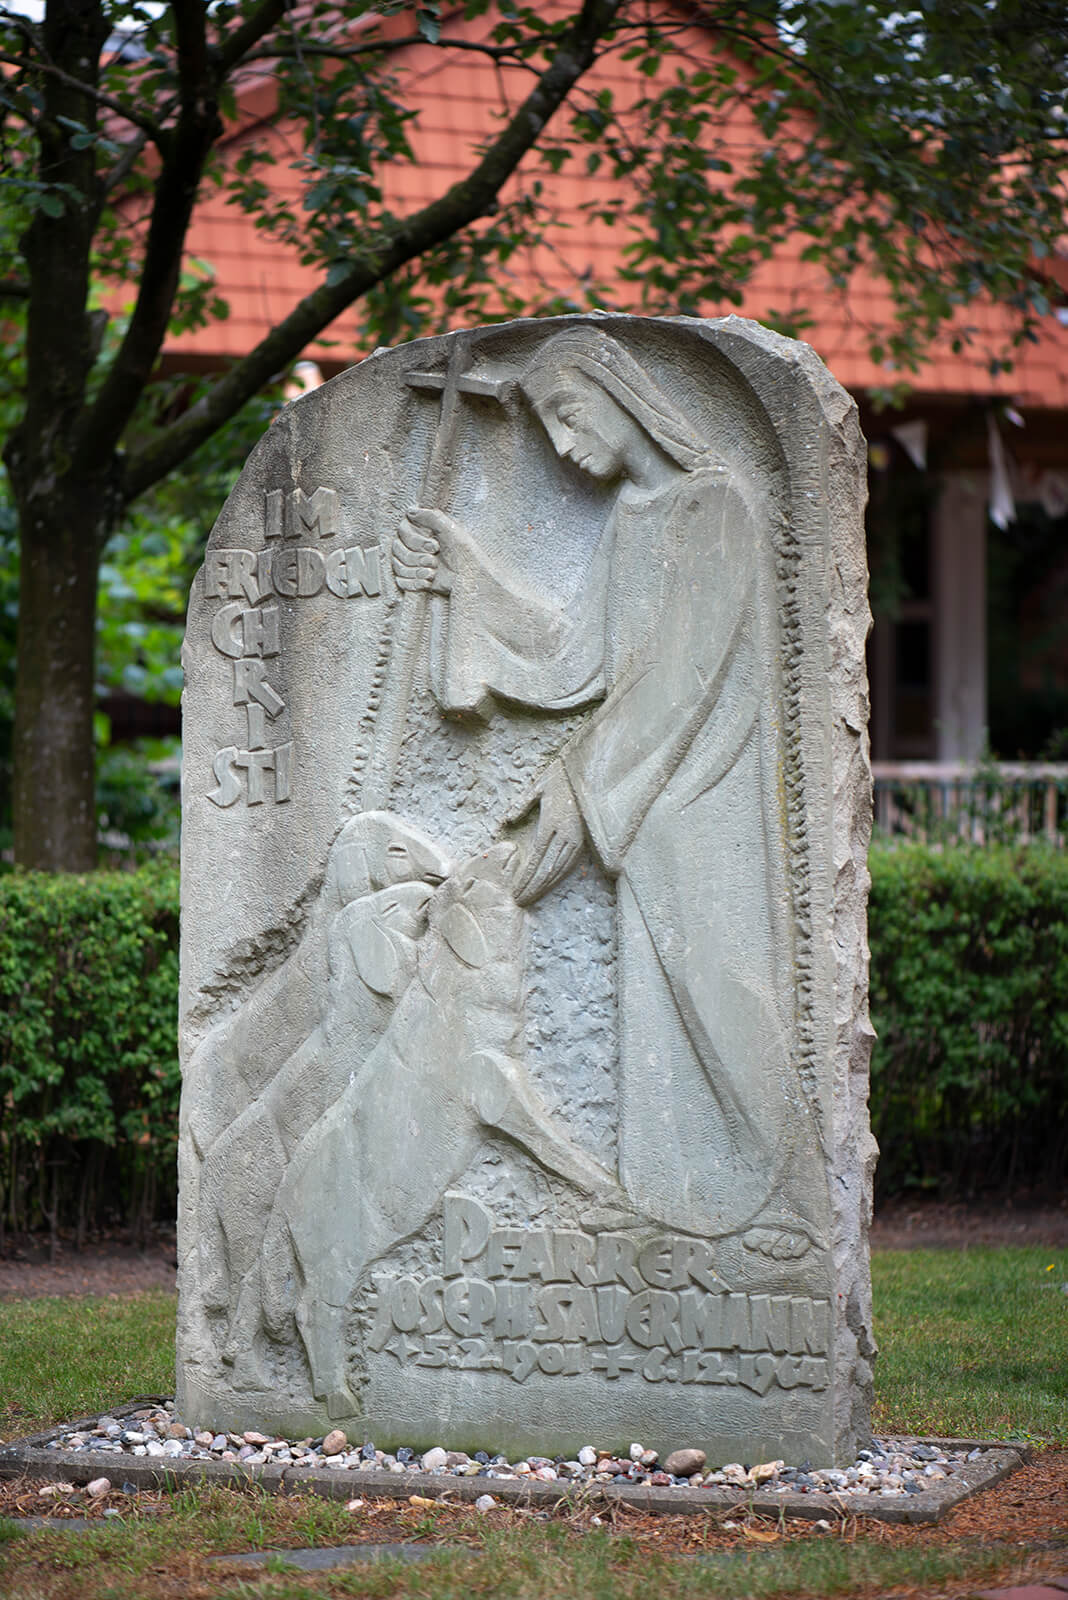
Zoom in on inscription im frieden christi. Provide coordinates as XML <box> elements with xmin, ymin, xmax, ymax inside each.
<box><xmin>178</xmin><ymin>315</ymin><xmax>876</xmax><ymax>1464</ymax></box>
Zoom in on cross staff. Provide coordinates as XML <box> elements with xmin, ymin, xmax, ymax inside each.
<box><xmin>359</xmin><ymin>344</ymin><xmax>512</xmax><ymax>810</ymax></box>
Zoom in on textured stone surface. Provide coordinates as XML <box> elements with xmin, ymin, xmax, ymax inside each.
<box><xmin>176</xmin><ymin>314</ymin><xmax>874</xmax><ymax>1463</ymax></box>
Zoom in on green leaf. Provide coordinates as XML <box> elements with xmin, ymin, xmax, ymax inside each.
<box><xmin>417</xmin><ymin>8</ymin><xmax>441</xmax><ymax>43</ymax></box>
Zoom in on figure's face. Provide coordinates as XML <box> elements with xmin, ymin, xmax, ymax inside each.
<box><xmin>536</xmin><ymin>379</ymin><xmax>631</xmax><ymax>482</ymax></box>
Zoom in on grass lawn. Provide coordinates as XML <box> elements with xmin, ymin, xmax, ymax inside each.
<box><xmin>0</xmin><ymin>1244</ymin><xmax>1064</xmax><ymax>1599</ymax></box>
<box><xmin>0</xmin><ymin>1290</ymin><xmax>176</xmax><ymax>1442</ymax></box>
<box><xmin>871</xmin><ymin>1246</ymin><xmax>1068</xmax><ymax>1445</ymax></box>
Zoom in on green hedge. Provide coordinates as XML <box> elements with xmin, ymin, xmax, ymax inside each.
<box><xmin>0</xmin><ymin>845</ymin><xmax>1065</xmax><ymax>1241</ymax></box>
<box><xmin>868</xmin><ymin>842</ymin><xmax>1068</xmax><ymax>1197</ymax></box>
<box><xmin>0</xmin><ymin>865</ymin><xmax>179</xmax><ymax>1245</ymax></box>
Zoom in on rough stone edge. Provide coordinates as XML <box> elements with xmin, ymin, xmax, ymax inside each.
<box><xmin>822</xmin><ymin>348</ymin><xmax>878</xmax><ymax>1464</ymax></box>
<box><xmin>0</xmin><ymin>1437</ymin><xmax>1029</xmax><ymax>1527</ymax></box>
<box><xmin>691</xmin><ymin>316</ymin><xmax>876</xmax><ymax>1461</ymax></box>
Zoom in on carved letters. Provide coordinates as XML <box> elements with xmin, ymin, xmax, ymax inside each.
<box><xmin>205</xmin><ymin>489</ymin><xmax>379</xmax><ymax>807</ymax></box>
<box><xmin>210</xmin><ymin>602</ymin><xmax>281</xmax><ymax>660</ymax></box>
<box><xmin>265</xmin><ymin>485</ymin><xmax>340</xmax><ymax>542</ymax></box>
<box><xmin>363</xmin><ymin>1196</ymin><xmax>830</xmax><ymax>1396</ymax></box>
<box><xmin>204</xmin><ymin>544</ymin><xmax>380</xmax><ymax>604</ymax></box>
<box><xmin>208</xmin><ymin>743</ymin><xmax>292</xmax><ymax>808</ymax></box>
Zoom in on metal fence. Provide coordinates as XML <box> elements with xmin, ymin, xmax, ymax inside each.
<box><xmin>872</xmin><ymin>763</ymin><xmax>1068</xmax><ymax>846</ymax></box>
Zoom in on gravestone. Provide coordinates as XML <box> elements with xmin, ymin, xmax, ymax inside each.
<box><xmin>176</xmin><ymin>314</ymin><xmax>876</xmax><ymax>1466</ymax></box>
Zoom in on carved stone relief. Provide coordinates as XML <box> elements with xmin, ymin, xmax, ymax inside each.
<box><xmin>177</xmin><ymin>315</ymin><xmax>875</xmax><ymax>1464</ymax></box>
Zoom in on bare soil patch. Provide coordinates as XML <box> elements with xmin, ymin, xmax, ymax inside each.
<box><xmin>0</xmin><ymin>1231</ymin><xmax>177</xmax><ymax>1300</ymax></box>
<box><xmin>871</xmin><ymin>1199</ymin><xmax>1068</xmax><ymax>1252</ymax></box>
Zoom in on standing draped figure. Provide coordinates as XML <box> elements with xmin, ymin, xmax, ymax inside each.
<box><xmin>393</xmin><ymin>329</ymin><xmax>828</xmax><ymax>1254</ymax></box>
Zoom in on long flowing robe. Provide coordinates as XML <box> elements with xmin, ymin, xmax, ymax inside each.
<box><xmin>432</xmin><ymin>465</ymin><xmax>825</xmax><ymax>1241</ymax></box>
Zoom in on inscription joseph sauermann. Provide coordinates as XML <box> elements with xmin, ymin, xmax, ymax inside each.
<box><xmin>367</xmin><ymin>1195</ymin><xmax>831</xmax><ymax>1395</ymax></box>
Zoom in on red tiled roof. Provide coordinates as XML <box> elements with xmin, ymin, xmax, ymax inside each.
<box><xmin>159</xmin><ymin>8</ymin><xmax>1068</xmax><ymax>410</ymax></box>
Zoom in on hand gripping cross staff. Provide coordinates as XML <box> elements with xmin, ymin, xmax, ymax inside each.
<box><xmin>358</xmin><ymin>341</ymin><xmax>511</xmax><ymax>811</ymax></box>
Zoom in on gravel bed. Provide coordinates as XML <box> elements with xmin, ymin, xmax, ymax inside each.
<box><xmin>41</xmin><ymin>1399</ymin><xmax>987</xmax><ymax>1502</ymax></box>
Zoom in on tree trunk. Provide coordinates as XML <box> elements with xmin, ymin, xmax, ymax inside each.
<box><xmin>5</xmin><ymin>0</ymin><xmax>111</xmax><ymax>871</ymax></box>
<box><xmin>10</xmin><ymin>480</ymin><xmax>105</xmax><ymax>872</ymax></box>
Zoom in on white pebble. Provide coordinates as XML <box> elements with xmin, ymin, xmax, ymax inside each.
<box><xmin>421</xmin><ymin>1446</ymin><xmax>448</xmax><ymax>1472</ymax></box>
<box><xmin>346</xmin><ymin>1498</ymin><xmax>364</xmax><ymax>1511</ymax></box>
<box><xmin>103</xmin><ymin>1507</ymin><xmax>121</xmax><ymax>1518</ymax></box>
<box><xmin>629</xmin><ymin>1443</ymin><xmax>644</xmax><ymax>1461</ymax></box>
<box><xmin>578</xmin><ymin>1446</ymin><xmax>597</xmax><ymax>1467</ymax></box>
<box><xmin>475</xmin><ymin>1494</ymin><xmax>497</xmax><ymax>1512</ymax></box>
<box><xmin>86</xmin><ymin>1477</ymin><xmax>111</xmax><ymax>1499</ymax></box>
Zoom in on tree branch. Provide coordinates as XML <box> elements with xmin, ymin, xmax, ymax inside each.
<box><xmin>123</xmin><ymin>0</ymin><xmax>624</xmax><ymax>499</ymax></box>
<box><xmin>7</xmin><ymin>0</ymin><xmax>110</xmax><ymax>497</ymax></box>
<box><xmin>99</xmin><ymin>125</ymin><xmax>153</xmax><ymax>196</ymax></box>
<box><xmin>215</xmin><ymin>0</ymin><xmax>289</xmax><ymax>74</ymax></box>
<box><xmin>0</xmin><ymin>46</ymin><xmax>164</xmax><ymax>141</ymax></box>
<box><xmin>73</xmin><ymin>1</ymin><xmax>221</xmax><ymax>479</ymax></box>
<box><xmin>171</xmin><ymin>0</ymin><xmax>210</xmax><ymax>97</ymax></box>
<box><xmin>246</xmin><ymin>32</ymin><xmax>524</xmax><ymax>65</ymax></box>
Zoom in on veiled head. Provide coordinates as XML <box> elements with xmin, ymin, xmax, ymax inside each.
<box><xmin>529</xmin><ymin>374</ymin><xmax>637</xmax><ymax>482</ymax></box>
<box><xmin>519</xmin><ymin>329</ymin><xmax>711</xmax><ymax>484</ymax></box>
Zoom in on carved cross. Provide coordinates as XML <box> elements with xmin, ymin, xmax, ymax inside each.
<box><xmin>359</xmin><ymin>344</ymin><xmax>512</xmax><ymax>810</ymax></box>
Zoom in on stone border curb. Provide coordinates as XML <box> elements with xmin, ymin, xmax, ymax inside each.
<box><xmin>2</xmin><ymin>1515</ymin><xmax>99</xmax><ymax>1533</ymax></box>
<box><xmin>209</xmin><ymin>1542</ymin><xmax>437</xmax><ymax>1570</ymax></box>
<box><xmin>0</xmin><ymin>1413</ymin><xmax>1030</xmax><ymax>1527</ymax></box>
